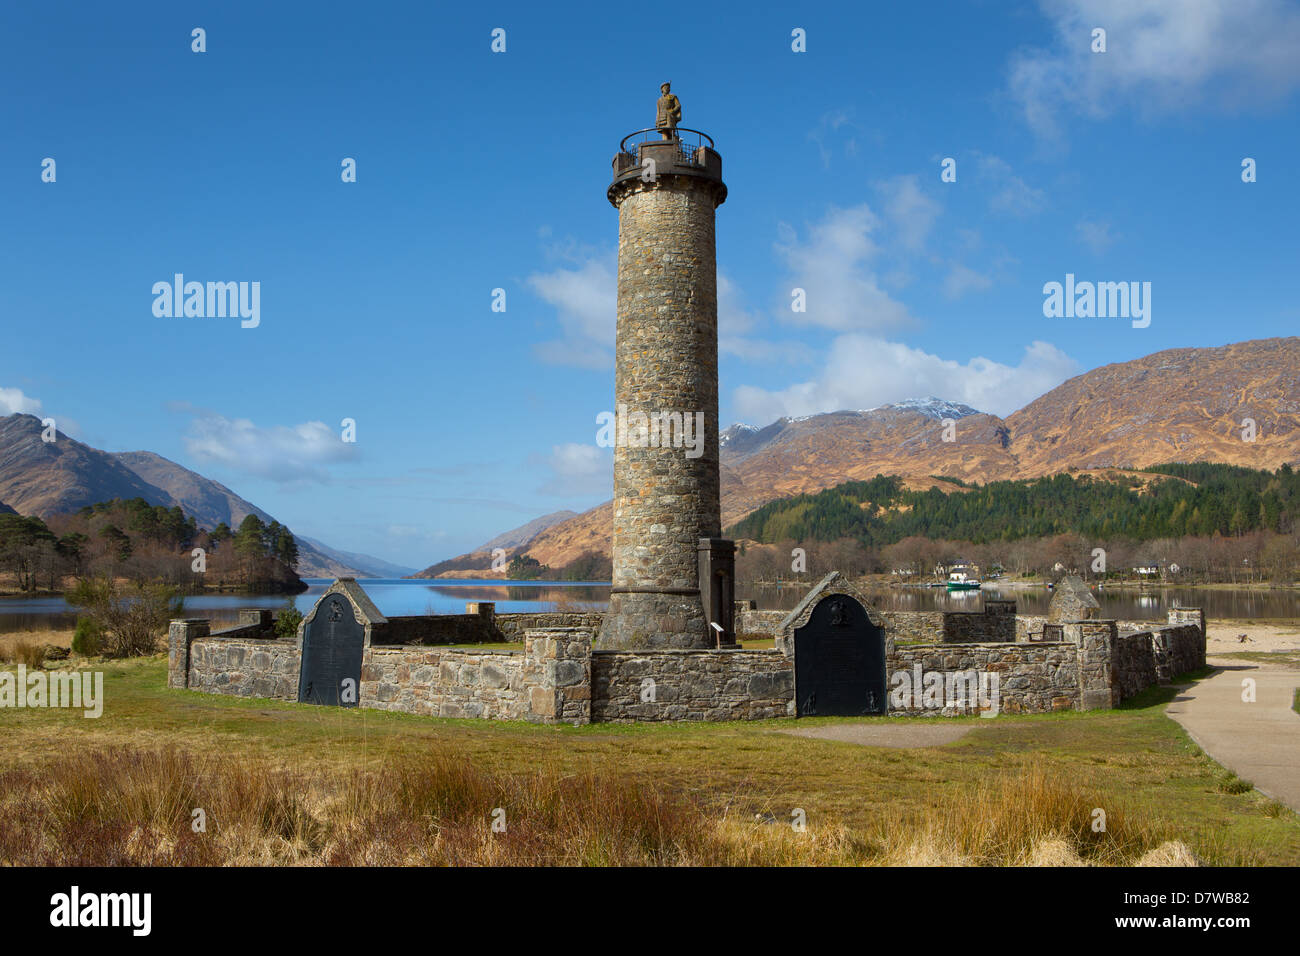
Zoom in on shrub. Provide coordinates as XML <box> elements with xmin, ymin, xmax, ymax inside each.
<box><xmin>273</xmin><ymin>600</ymin><xmax>303</xmax><ymax>641</ymax></box>
<box><xmin>71</xmin><ymin>617</ymin><xmax>105</xmax><ymax>656</ymax></box>
<box><xmin>65</xmin><ymin>577</ymin><xmax>183</xmax><ymax>657</ymax></box>
<box><xmin>11</xmin><ymin>639</ymin><xmax>45</xmax><ymax>669</ymax></box>
<box><xmin>1218</xmin><ymin>775</ymin><xmax>1254</xmax><ymax>795</ymax></box>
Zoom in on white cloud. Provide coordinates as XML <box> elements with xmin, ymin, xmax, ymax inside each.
<box><xmin>526</xmin><ymin>245</ymin><xmax>805</xmax><ymax>368</ymax></box>
<box><xmin>717</xmin><ymin>273</ymin><xmax>814</xmax><ymax>364</ymax></box>
<box><xmin>774</xmin><ymin>204</ymin><xmax>913</xmax><ymax>331</ymax></box>
<box><xmin>0</xmin><ymin>387</ymin><xmax>42</xmax><ymax>416</ymax></box>
<box><xmin>539</xmin><ymin>442</ymin><xmax>611</xmax><ymax>496</ymax></box>
<box><xmin>876</xmin><ymin>175</ymin><xmax>942</xmax><ymax>252</ymax></box>
<box><xmin>808</xmin><ymin>109</ymin><xmax>861</xmax><ymax>168</ymax></box>
<box><xmin>976</xmin><ymin>154</ymin><xmax>1047</xmax><ymax>217</ymax></box>
<box><xmin>183</xmin><ymin>415</ymin><xmax>360</xmax><ymax>483</ymax></box>
<box><xmin>732</xmin><ymin>337</ymin><xmax>1079</xmax><ymax>423</ymax></box>
<box><xmin>0</xmin><ymin>388</ymin><xmax>83</xmax><ymax>437</ymax></box>
<box><xmin>528</xmin><ymin>252</ymin><xmax>617</xmax><ymax>368</ymax></box>
<box><xmin>1076</xmin><ymin>219</ymin><xmax>1118</xmax><ymax>254</ymax></box>
<box><xmin>1009</xmin><ymin>0</ymin><xmax>1300</xmax><ymax>140</ymax></box>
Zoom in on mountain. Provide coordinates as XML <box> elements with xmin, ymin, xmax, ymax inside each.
<box><xmin>480</xmin><ymin>510</ymin><xmax>577</xmax><ymax>552</ymax></box>
<box><xmin>433</xmin><ymin>337</ymin><xmax>1300</xmax><ymax>571</ymax></box>
<box><xmin>0</xmin><ymin>414</ymin><xmax>395</xmax><ymax>579</ymax></box>
<box><xmin>109</xmin><ymin>450</ymin><xmax>402</xmax><ymax>579</ymax></box>
<box><xmin>713</xmin><ymin>401</ymin><xmax>1014</xmax><ymax>522</ymax></box>
<box><xmin>0</xmin><ymin>501</ymin><xmax>16</xmax><ymax>516</ymax></box>
<box><xmin>296</xmin><ymin>536</ymin><xmax>417</xmax><ymax>579</ymax></box>
<box><xmin>1006</xmin><ymin>337</ymin><xmax>1300</xmax><ymax>476</ymax></box>
<box><xmin>411</xmin><ymin>509</ymin><xmax>580</xmax><ymax>578</ymax></box>
<box><xmin>0</xmin><ymin>415</ymin><xmax>175</xmax><ymax>517</ymax></box>
<box><xmin>113</xmin><ymin>450</ymin><xmax>273</xmax><ymax>530</ymax></box>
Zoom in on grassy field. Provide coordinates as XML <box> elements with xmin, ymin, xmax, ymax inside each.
<box><xmin>2</xmin><ymin>649</ymin><xmax>1298</xmax><ymax>865</ymax></box>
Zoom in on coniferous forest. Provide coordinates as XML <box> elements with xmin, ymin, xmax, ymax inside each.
<box><xmin>728</xmin><ymin>464</ymin><xmax>1300</xmax><ymax>546</ymax></box>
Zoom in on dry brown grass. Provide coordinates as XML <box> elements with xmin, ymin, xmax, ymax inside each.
<box><xmin>0</xmin><ymin>747</ymin><xmax>1187</xmax><ymax>867</ymax></box>
<box><xmin>860</xmin><ymin>762</ymin><xmax>1176</xmax><ymax>866</ymax></box>
<box><xmin>0</xmin><ymin>638</ymin><xmax>48</xmax><ymax>668</ymax></box>
<box><xmin>0</xmin><ymin>628</ymin><xmax>73</xmax><ymax>663</ymax></box>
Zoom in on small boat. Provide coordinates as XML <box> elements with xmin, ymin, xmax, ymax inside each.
<box><xmin>946</xmin><ymin>570</ymin><xmax>981</xmax><ymax>591</ymax></box>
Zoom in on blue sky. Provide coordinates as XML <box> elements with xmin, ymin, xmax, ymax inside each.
<box><xmin>2</xmin><ymin>0</ymin><xmax>1298</xmax><ymax>568</ymax></box>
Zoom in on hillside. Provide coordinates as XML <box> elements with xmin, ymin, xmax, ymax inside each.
<box><xmin>0</xmin><ymin>415</ymin><xmax>174</xmax><ymax>517</ymax></box>
<box><xmin>411</xmin><ymin>509</ymin><xmax>581</xmax><ymax>578</ymax></box>
<box><xmin>113</xmin><ymin>450</ymin><xmax>273</xmax><ymax>530</ymax></box>
<box><xmin>296</xmin><ymin>536</ymin><xmax>416</xmax><ymax>579</ymax></box>
<box><xmin>110</xmin><ymin>450</ymin><xmax>379</xmax><ymax>578</ymax></box>
<box><xmin>1007</xmin><ymin>337</ymin><xmax>1300</xmax><ymax>475</ymax></box>
<box><xmin>728</xmin><ymin>465</ymin><xmax>1300</xmax><ymax>545</ymax></box>
<box><xmin>0</xmin><ymin>414</ymin><xmax>388</xmax><ymax>579</ymax></box>
<box><xmin>430</xmin><ymin>337</ymin><xmax>1300</xmax><ymax>572</ymax></box>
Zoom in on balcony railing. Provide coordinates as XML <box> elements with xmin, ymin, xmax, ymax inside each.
<box><xmin>617</xmin><ymin>127</ymin><xmax>715</xmax><ymax>169</ymax></box>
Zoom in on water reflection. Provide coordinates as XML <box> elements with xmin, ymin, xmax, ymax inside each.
<box><xmin>740</xmin><ymin>583</ymin><xmax>1300</xmax><ymax>621</ymax></box>
<box><xmin>0</xmin><ymin>578</ymin><xmax>613</xmax><ymax>634</ymax></box>
<box><xmin>3</xmin><ymin>577</ymin><xmax>1297</xmax><ymax>634</ymax></box>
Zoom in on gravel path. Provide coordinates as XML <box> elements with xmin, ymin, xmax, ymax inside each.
<box><xmin>781</xmin><ymin>722</ymin><xmax>983</xmax><ymax>748</ymax></box>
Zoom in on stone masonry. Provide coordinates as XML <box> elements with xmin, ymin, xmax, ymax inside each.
<box><xmin>597</xmin><ymin>134</ymin><xmax>729</xmax><ymax>651</ymax></box>
<box><xmin>170</xmin><ymin>581</ymin><xmax>1206</xmax><ymax>723</ymax></box>
<box><xmin>1048</xmin><ymin>574</ymin><xmax>1101</xmax><ymax>622</ymax></box>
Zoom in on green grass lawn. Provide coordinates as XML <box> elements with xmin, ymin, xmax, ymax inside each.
<box><xmin>3</xmin><ymin>656</ymin><xmax>1298</xmax><ymax>864</ymax></box>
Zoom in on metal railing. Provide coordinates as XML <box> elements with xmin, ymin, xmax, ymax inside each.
<box><xmin>618</xmin><ymin>127</ymin><xmax>715</xmax><ymax>168</ymax></box>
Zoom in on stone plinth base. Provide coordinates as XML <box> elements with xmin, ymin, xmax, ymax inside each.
<box><xmin>596</xmin><ymin>589</ymin><xmax>711</xmax><ymax>649</ymax></box>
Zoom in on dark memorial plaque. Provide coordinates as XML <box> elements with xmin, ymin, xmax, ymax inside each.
<box><xmin>794</xmin><ymin>594</ymin><xmax>886</xmax><ymax>716</ymax></box>
<box><xmin>298</xmin><ymin>594</ymin><xmax>364</xmax><ymax>707</ymax></box>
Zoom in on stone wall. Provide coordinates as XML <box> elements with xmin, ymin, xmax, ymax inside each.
<box><xmin>187</xmin><ymin>634</ymin><xmax>300</xmax><ymax>700</ymax></box>
<box><xmin>169</xmin><ymin>598</ymin><xmax>1206</xmax><ymax>723</ymax></box>
<box><xmin>372</xmin><ymin>614</ymin><xmax>496</xmax><ymax>646</ymax></box>
<box><xmin>878</xmin><ymin>611</ymin><xmax>945</xmax><ymax>643</ymax></box>
<box><xmin>1015</xmin><ymin>615</ymin><xmax>1049</xmax><ymax>642</ymax></box>
<box><xmin>736</xmin><ymin>607</ymin><xmax>786</xmax><ymax>640</ymax></box>
<box><xmin>1111</xmin><ymin>630</ymin><xmax>1158</xmax><ymax>702</ymax></box>
<box><xmin>938</xmin><ymin>604</ymin><xmax>1016</xmax><ymax>643</ymax></box>
<box><xmin>360</xmin><ymin>645</ymin><xmax>527</xmax><ymax>719</ymax></box>
<box><xmin>366</xmin><ymin>608</ymin><xmax>604</xmax><ymax>646</ymax></box>
<box><xmin>496</xmin><ymin>612</ymin><xmax>604</xmax><ymax>642</ymax></box>
<box><xmin>1151</xmin><ymin>624</ymin><xmax>1204</xmax><ymax>684</ymax></box>
<box><xmin>886</xmin><ymin>642</ymin><xmax>1079</xmax><ymax>715</ymax></box>
<box><xmin>522</xmin><ymin>627</ymin><xmax>593</xmax><ymax>723</ymax></box>
<box><xmin>744</xmin><ymin>606</ymin><xmax>1016</xmax><ymax>644</ymax></box>
<box><xmin>591</xmin><ymin>649</ymin><xmax>794</xmax><ymax>721</ymax></box>
<box><xmin>359</xmin><ymin>626</ymin><xmax>599</xmax><ymax>722</ymax></box>
<box><xmin>1071</xmin><ymin>620</ymin><xmax>1120</xmax><ymax>709</ymax></box>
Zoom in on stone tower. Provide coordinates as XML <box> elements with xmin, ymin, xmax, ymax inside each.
<box><xmin>596</xmin><ymin>119</ymin><xmax>733</xmax><ymax>650</ymax></box>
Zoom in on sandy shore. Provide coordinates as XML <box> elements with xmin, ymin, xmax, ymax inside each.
<box><xmin>1206</xmin><ymin>621</ymin><xmax>1300</xmax><ymax>655</ymax></box>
